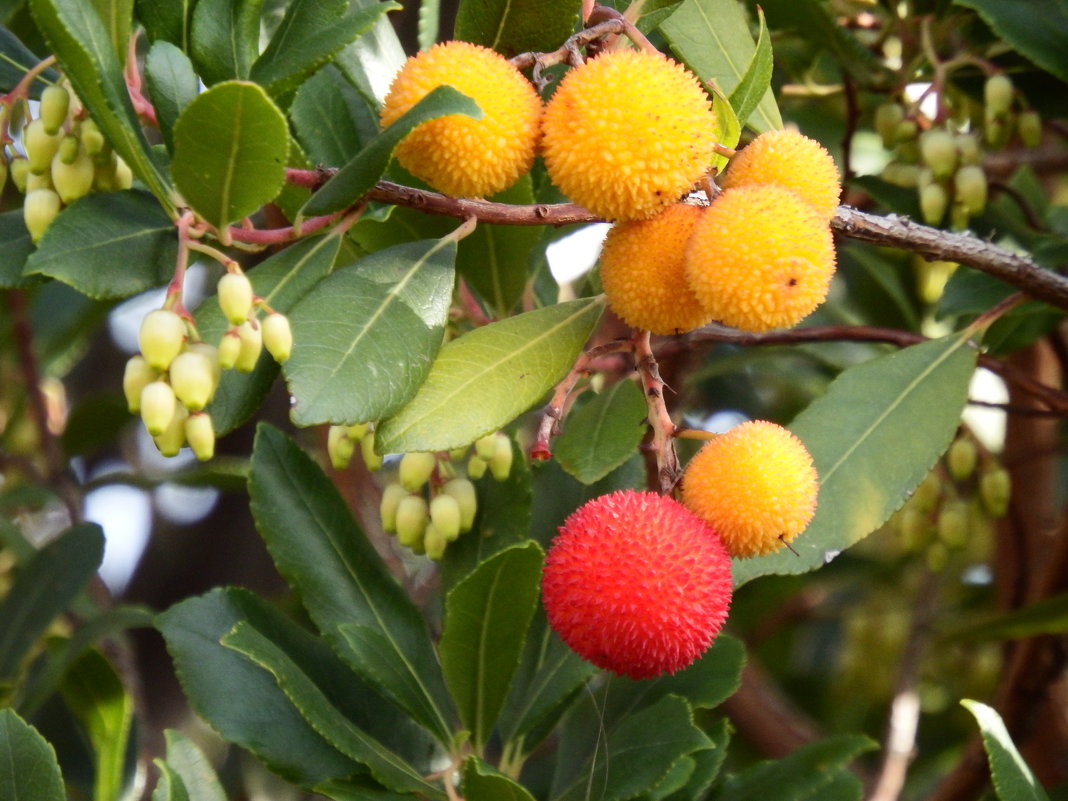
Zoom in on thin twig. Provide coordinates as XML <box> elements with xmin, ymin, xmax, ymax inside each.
<box><xmin>633</xmin><ymin>330</ymin><xmax>680</xmax><ymax>493</ymax></box>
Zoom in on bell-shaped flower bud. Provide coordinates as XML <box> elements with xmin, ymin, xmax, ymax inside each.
<box><xmin>140</xmin><ymin>380</ymin><xmax>177</xmax><ymax>436</ymax></box>
<box><xmin>430</xmin><ymin>494</ymin><xmax>462</xmax><ymax>542</ymax></box>
<box><xmin>169</xmin><ymin>350</ymin><xmax>217</xmax><ymax>411</ymax></box>
<box><xmin>185</xmin><ymin>412</ymin><xmax>215</xmax><ymax>461</ymax></box>
<box><xmin>489</xmin><ymin>433</ymin><xmax>513</xmax><ymax>481</ymax></box>
<box><xmin>153</xmin><ymin>402</ymin><xmax>188</xmax><ymax>457</ymax></box>
<box><xmin>399</xmin><ymin>451</ymin><xmax>437</xmax><ymax>492</ymax></box>
<box><xmin>217</xmin><ymin>272</ymin><xmax>255</xmax><ymax>325</ymax></box>
<box><xmin>123</xmin><ymin>355</ymin><xmax>158</xmax><ymax>413</ymax></box>
<box><xmin>23</xmin><ymin>188</ymin><xmax>61</xmax><ymax>243</ymax></box>
<box><xmin>395</xmin><ymin>495</ymin><xmax>429</xmax><ymax>549</ymax></box>
<box><xmin>139</xmin><ymin>309</ymin><xmax>187</xmax><ymax>371</ymax></box>
<box><xmin>24</xmin><ymin>118</ymin><xmax>63</xmax><ymax>174</ymax></box>
<box><xmin>379</xmin><ymin>483</ymin><xmax>409</xmax><ymax>533</ymax></box>
<box><xmin>234</xmin><ymin>320</ymin><xmax>262</xmax><ymax>373</ymax></box>
<box><xmin>441</xmin><ymin>477</ymin><xmax>477</xmax><ymax>532</ymax></box>
<box><xmin>262</xmin><ymin>312</ymin><xmax>293</xmax><ymax>362</ymax></box>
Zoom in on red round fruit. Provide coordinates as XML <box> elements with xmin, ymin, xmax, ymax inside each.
<box><xmin>541</xmin><ymin>490</ymin><xmax>732</xmax><ymax>680</ymax></box>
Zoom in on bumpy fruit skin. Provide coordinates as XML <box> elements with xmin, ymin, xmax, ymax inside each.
<box><xmin>720</xmin><ymin>129</ymin><xmax>841</xmax><ymax>220</ymax></box>
<box><xmin>541</xmin><ymin>490</ymin><xmax>732</xmax><ymax>680</ymax></box>
<box><xmin>681</xmin><ymin>421</ymin><xmax>818</xmax><ymax>558</ymax></box>
<box><xmin>380</xmin><ymin>41</ymin><xmax>541</xmax><ymax>198</ymax></box>
<box><xmin>541</xmin><ymin>49</ymin><xmax>718</xmax><ymax>222</ymax></box>
<box><xmin>685</xmin><ymin>185</ymin><xmax>836</xmax><ymax>332</ymax></box>
<box><xmin>599</xmin><ymin>203</ymin><xmax>712</xmax><ymax>334</ymax></box>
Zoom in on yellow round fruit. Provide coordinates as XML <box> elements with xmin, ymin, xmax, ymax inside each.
<box><xmin>541</xmin><ymin>48</ymin><xmax>718</xmax><ymax>222</ymax></box>
<box><xmin>681</xmin><ymin>420</ymin><xmax>818</xmax><ymax>558</ymax></box>
<box><xmin>720</xmin><ymin>128</ymin><xmax>841</xmax><ymax>220</ymax></box>
<box><xmin>599</xmin><ymin>203</ymin><xmax>711</xmax><ymax>334</ymax></box>
<box><xmin>380</xmin><ymin>41</ymin><xmax>542</xmax><ymax>198</ymax></box>
<box><xmin>685</xmin><ymin>184</ymin><xmax>835</xmax><ymax>332</ymax></box>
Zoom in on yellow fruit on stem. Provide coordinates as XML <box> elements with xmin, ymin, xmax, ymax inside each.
<box><xmin>720</xmin><ymin>128</ymin><xmax>841</xmax><ymax>220</ymax></box>
<box><xmin>599</xmin><ymin>203</ymin><xmax>711</xmax><ymax>334</ymax></box>
<box><xmin>685</xmin><ymin>185</ymin><xmax>836</xmax><ymax>332</ymax></box>
<box><xmin>681</xmin><ymin>420</ymin><xmax>818</xmax><ymax>558</ymax></box>
<box><xmin>541</xmin><ymin>48</ymin><xmax>718</xmax><ymax>222</ymax></box>
<box><xmin>380</xmin><ymin>40</ymin><xmax>542</xmax><ymax>198</ymax></box>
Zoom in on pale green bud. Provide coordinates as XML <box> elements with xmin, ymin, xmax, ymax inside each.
<box><xmin>920</xmin><ymin>129</ymin><xmax>958</xmax><ymax>180</ymax></box>
<box><xmin>234</xmin><ymin>320</ymin><xmax>263</xmax><ymax>373</ymax></box>
<box><xmin>880</xmin><ymin>162</ymin><xmax>919</xmax><ymax>188</ymax></box>
<box><xmin>51</xmin><ymin>146</ymin><xmax>95</xmax><ymax>204</ymax></box>
<box><xmin>895</xmin><ymin>119</ymin><xmax>919</xmax><ymax>144</ymax></box>
<box><xmin>1017</xmin><ymin>110</ymin><xmax>1041</xmax><ymax>148</ymax></box>
<box><xmin>123</xmin><ymin>355</ymin><xmax>158</xmax><ymax>413</ymax></box>
<box><xmin>139</xmin><ymin>309</ymin><xmax>187</xmax><ymax>370</ymax></box>
<box><xmin>153</xmin><ymin>402</ymin><xmax>188</xmax><ymax>457</ymax></box>
<box><xmin>112</xmin><ymin>156</ymin><xmax>132</xmax><ymax>190</ymax></box>
<box><xmin>168</xmin><ymin>350</ymin><xmax>217</xmax><ymax>411</ymax></box>
<box><xmin>954</xmin><ymin>165</ymin><xmax>987</xmax><ymax>217</ymax></box>
<box><xmin>956</xmin><ymin>134</ymin><xmax>981</xmax><ymax>166</ymax></box>
<box><xmin>24</xmin><ymin>118</ymin><xmax>63</xmax><ymax>174</ymax></box>
<box><xmin>39</xmin><ymin>85</ymin><xmax>70</xmax><ymax>135</ymax></box>
<box><xmin>23</xmin><ymin>188</ymin><xmax>61</xmax><ymax>242</ymax></box>
<box><xmin>448</xmin><ymin>446</ymin><xmax>469</xmax><ymax>462</ymax></box>
<box><xmin>399</xmin><ymin>451</ymin><xmax>437</xmax><ymax>492</ymax></box>
<box><xmin>474</xmin><ymin>434</ymin><xmax>498</xmax><ymax>461</ymax></box>
<box><xmin>489</xmin><ymin>433</ymin><xmax>513</xmax><ymax>481</ymax></box>
<box><xmin>360</xmin><ymin>430</ymin><xmax>383</xmax><ymax>471</ymax></box>
<box><xmin>346</xmin><ymin>422</ymin><xmax>370</xmax><ymax>442</ymax></box>
<box><xmin>467</xmin><ymin>455</ymin><xmax>487</xmax><ymax>480</ymax></box>
<box><xmin>395</xmin><ymin>495</ymin><xmax>428</xmax><ymax>549</ymax></box>
<box><xmin>218</xmin><ymin>272</ymin><xmax>255</xmax><ymax>325</ymax></box>
<box><xmin>946</xmin><ymin>438</ymin><xmax>978</xmax><ymax>482</ymax></box>
<box><xmin>984</xmin><ymin>109</ymin><xmax>1011</xmax><ymax>150</ymax></box>
<box><xmin>185</xmin><ymin>412</ymin><xmax>215</xmax><ymax>461</ymax></box>
<box><xmin>442</xmin><ymin>477</ymin><xmax>477</xmax><ymax>532</ymax></box>
<box><xmin>217</xmin><ymin>329</ymin><xmax>241</xmax><ymax>370</ymax></box>
<box><xmin>979</xmin><ymin>467</ymin><xmax>1011</xmax><ymax>518</ymax></box>
<box><xmin>25</xmin><ymin>170</ymin><xmax>53</xmax><ymax>192</ymax></box>
<box><xmin>10</xmin><ymin>157</ymin><xmax>29</xmax><ymax>193</ymax></box>
<box><xmin>920</xmin><ymin>183</ymin><xmax>948</xmax><ymax>226</ymax></box>
<box><xmin>261</xmin><ymin>312</ymin><xmax>293</xmax><ymax>362</ymax></box>
<box><xmin>984</xmin><ymin>74</ymin><xmax>1014</xmax><ymax>117</ymax></box>
<box><xmin>56</xmin><ymin>135</ymin><xmax>79</xmax><ymax>165</ymax></box>
<box><xmin>327</xmin><ymin>425</ymin><xmax>355</xmax><ymax>469</ymax></box>
<box><xmin>424</xmin><ymin>523</ymin><xmax>447</xmax><ymax>561</ymax></box>
<box><xmin>898</xmin><ymin>505</ymin><xmax>929</xmax><ymax>551</ymax></box>
<box><xmin>911</xmin><ymin>471</ymin><xmax>941</xmax><ymax>514</ymax></box>
<box><xmin>79</xmin><ymin>118</ymin><xmax>106</xmax><ymax>157</ymax></box>
<box><xmin>379</xmin><ymin>483</ymin><xmax>409</xmax><ymax>533</ymax></box>
<box><xmin>937</xmin><ymin>499</ymin><xmax>970</xmax><ymax>548</ymax></box>
<box><xmin>875</xmin><ymin>103</ymin><xmax>905</xmax><ymax>149</ymax></box>
<box><xmin>430</xmin><ymin>494</ymin><xmax>462</xmax><ymax>542</ymax></box>
<box><xmin>140</xmin><ymin>379</ymin><xmax>177</xmax><ymax>436</ymax></box>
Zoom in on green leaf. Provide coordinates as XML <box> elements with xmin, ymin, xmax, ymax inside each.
<box><xmin>222</xmin><ymin>622</ymin><xmax>445</xmax><ymax>798</ymax></box>
<box><xmin>440</xmin><ymin>542</ymin><xmax>543</xmax><ymax>750</ymax></box>
<box><xmin>315</xmin><ymin>777</ymin><xmax>415</xmax><ymax>801</ymax></box>
<box><xmin>0</xmin><ymin>209</ymin><xmax>36</xmax><ymax>288</ymax></box>
<box><xmin>284</xmin><ymin>236</ymin><xmax>457</xmax><ymax>427</ymax></box>
<box><xmin>198</xmin><ymin>232</ymin><xmax>341</xmax><ymax>436</ymax></box>
<box><xmin>732</xmin><ymin>331</ymin><xmax>978</xmax><ymax>587</ymax></box>
<box><xmin>248</xmin><ymin>424</ymin><xmax>455</xmax><ymax>744</ymax></box>
<box><xmin>171</xmin><ymin>80</ymin><xmax>289</xmax><ymax>231</ymax></box>
<box><xmin>144</xmin><ymin>40</ymin><xmax>199</xmax><ymax>153</ymax></box>
<box><xmin>660</xmin><ymin>0</ymin><xmax>782</xmax><ymax>133</ymax></box>
<box><xmin>60</xmin><ymin>648</ymin><xmax>133</xmax><ymax>801</ymax></box>
<box><xmin>797</xmin><ymin>770</ymin><xmax>863</xmax><ymax>801</ymax></box>
<box><xmin>453</xmin><ymin>0</ymin><xmax>581</xmax><ymax>56</ymax></box>
<box><xmin>463</xmin><ymin>757</ymin><xmax>537</xmax><ymax>801</ymax></box>
<box><xmin>189</xmin><ymin>0</ymin><xmax>262</xmax><ymax>84</ymax></box>
<box><xmin>962</xmin><ymin>700</ymin><xmax>1050</xmax><ymax>801</ymax></box>
<box><xmin>300</xmin><ymin>85</ymin><xmax>482</xmax><ymax>218</ymax></box>
<box><xmin>29</xmin><ymin>0</ymin><xmax>176</xmax><ymax>207</ymax></box>
<box><xmin>157</xmin><ymin>587</ymin><xmax>364</xmax><ymax>786</ymax></box>
<box><xmin>0</xmin><ymin>709</ymin><xmax>65</xmax><ymax>801</ymax></box>
<box><xmin>89</xmin><ymin>0</ymin><xmax>133</xmax><ymax>62</ymax></box>
<box><xmin>0</xmin><ymin>26</ymin><xmax>60</xmax><ymax>97</ymax></box>
<box><xmin>136</xmin><ymin>0</ymin><xmax>196</xmax><ymax>50</ymax></box>
<box><xmin>290</xmin><ymin>64</ymin><xmax>380</xmax><ymax>167</ymax></box>
<box><xmin>954</xmin><ymin>0</ymin><xmax>1068</xmax><ymax>84</ymax></box>
<box><xmin>376</xmin><ymin>296</ymin><xmax>605</xmax><ymax>453</ymax></box>
<box><xmin>944</xmin><ymin>593</ymin><xmax>1068</xmax><ymax>643</ymax></box>
<box><xmin>664</xmin><ymin>719</ymin><xmax>731</xmax><ymax>801</ymax></box>
<box><xmin>24</xmin><ymin>190</ymin><xmax>177</xmax><ymax>298</ymax></box>
<box><xmin>718</xmin><ymin>734</ymin><xmax>877</xmax><ymax>801</ymax></box>
<box><xmin>727</xmin><ymin>6</ymin><xmax>773</xmax><ymax>131</ymax></box>
<box><xmin>0</xmin><ymin>523</ymin><xmax>104</xmax><ymax>681</ymax></box>
<box><xmin>555</xmin><ymin>380</ymin><xmax>647</xmax><ymax>485</ymax></box>
<box><xmin>250</xmin><ymin>1</ymin><xmax>394</xmax><ymax>99</ymax></box>
<box><xmin>152</xmin><ymin>761</ymin><xmax>191</xmax><ymax>801</ymax></box>
<box><xmin>160</xmin><ymin>730</ymin><xmax>226</xmax><ymax>801</ymax></box>
<box><xmin>332</xmin><ymin>7</ymin><xmax>407</xmax><ymax>106</ymax></box>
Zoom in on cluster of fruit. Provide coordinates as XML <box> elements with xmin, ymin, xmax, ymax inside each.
<box><xmin>3</xmin><ymin>84</ymin><xmax>133</xmax><ymax>242</ymax></box>
<box><xmin>878</xmin><ymin>73</ymin><xmax>1039</xmax><ymax>229</ymax></box>
<box><xmin>123</xmin><ymin>273</ymin><xmax>293</xmax><ymax>459</ymax></box>
<box><xmin>330</xmin><ymin>427</ymin><xmax>513</xmax><ymax>561</ymax></box>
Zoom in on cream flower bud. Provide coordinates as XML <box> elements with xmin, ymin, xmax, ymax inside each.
<box><xmin>424</xmin><ymin>523</ymin><xmax>447</xmax><ymax>560</ymax></box>
<box><xmin>441</xmin><ymin>477</ymin><xmax>477</xmax><ymax>532</ymax></box>
<box><xmin>327</xmin><ymin>425</ymin><xmax>355</xmax><ymax>469</ymax></box>
<box><xmin>360</xmin><ymin>430</ymin><xmax>383</xmax><ymax>471</ymax></box>
<box><xmin>234</xmin><ymin>320</ymin><xmax>262</xmax><ymax>373</ymax></box>
<box><xmin>24</xmin><ymin>118</ymin><xmax>63</xmax><ymax>174</ymax></box>
<box><xmin>395</xmin><ymin>495</ymin><xmax>429</xmax><ymax>549</ymax></box>
<box><xmin>39</xmin><ymin>85</ymin><xmax>71</xmax><ymax>135</ymax></box>
<box><xmin>489</xmin><ymin>433</ymin><xmax>513</xmax><ymax>481</ymax></box>
<box><xmin>262</xmin><ymin>312</ymin><xmax>293</xmax><ymax>362</ymax></box>
<box><xmin>217</xmin><ymin>272</ymin><xmax>255</xmax><ymax>325</ymax></box>
<box><xmin>217</xmin><ymin>329</ymin><xmax>241</xmax><ymax>370</ymax></box>
<box><xmin>379</xmin><ymin>483</ymin><xmax>409</xmax><ymax>533</ymax></box>
<box><xmin>399</xmin><ymin>451</ymin><xmax>437</xmax><ymax>492</ymax></box>
<box><xmin>154</xmin><ymin>403</ymin><xmax>188</xmax><ymax>457</ymax></box>
<box><xmin>467</xmin><ymin>455</ymin><xmax>487</xmax><ymax>480</ymax></box>
<box><xmin>169</xmin><ymin>350</ymin><xmax>217</xmax><ymax>411</ymax></box>
<box><xmin>140</xmin><ymin>380</ymin><xmax>177</xmax><ymax>436</ymax></box>
<box><xmin>123</xmin><ymin>355</ymin><xmax>158</xmax><ymax>413</ymax></box>
<box><xmin>185</xmin><ymin>412</ymin><xmax>215</xmax><ymax>461</ymax></box>
<box><xmin>429</xmin><ymin>494</ymin><xmax>462</xmax><ymax>542</ymax></box>
<box><xmin>52</xmin><ymin>145</ymin><xmax>95</xmax><ymax>204</ymax></box>
<box><xmin>23</xmin><ymin>188</ymin><xmax>61</xmax><ymax>243</ymax></box>
<box><xmin>139</xmin><ymin>309</ymin><xmax>187</xmax><ymax>370</ymax></box>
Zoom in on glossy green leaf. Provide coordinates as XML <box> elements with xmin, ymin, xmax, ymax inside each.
<box><xmin>333</xmin><ymin>6</ymin><xmax>407</xmax><ymax>106</ymax></box>
<box><xmin>222</xmin><ymin>622</ymin><xmax>444</xmax><ymax>798</ymax></box>
<box><xmin>284</xmin><ymin>236</ymin><xmax>456</xmax><ymax>426</ymax></box>
<box><xmin>463</xmin><ymin>758</ymin><xmax>537</xmax><ymax>801</ymax></box>
<box><xmin>962</xmin><ymin>700</ymin><xmax>1050</xmax><ymax>801</ymax></box>
<box><xmin>0</xmin><ymin>523</ymin><xmax>103</xmax><ymax>681</ymax></box>
<box><xmin>440</xmin><ymin>542</ymin><xmax>543</xmax><ymax>750</ymax></box>
<box><xmin>377</xmin><ymin>296</ymin><xmax>605</xmax><ymax>452</ymax></box>
<box><xmin>798</xmin><ymin>770</ymin><xmax>863</xmax><ymax>801</ymax></box>
<box><xmin>145</xmin><ymin>40</ymin><xmax>199</xmax><ymax>153</ymax></box>
<box><xmin>555</xmin><ymin>379</ymin><xmax>647</xmax><ymax>485</ymax></box>
<box><xmin>160</xmin><ymin>730</ymin><xmax>226</xmax><ymax>801</ymax></box>
<box><xmin>315</xmin><ymin>777</ymin><xmax>414</xmax><ymax>801</ymax></box>
<box><xmin>727</xmin><ymin>7</ymin><xmax>772</xmax><ymax>130</ymax></box>
<box><xmin>660</xmin><ymin>0</ymin><xmax>782</xmax><ymax>133</ymax></box>
<box><xmin>136</xmin><ymin>0</ymin><xmax>196</xmax><ymax>50</ymax></box>
<box><xmin>157</xmin><ymin>587</ymin><xmax>363</xmax><ymax>786</ymax></box>
<box><xmin>650</xmin><ymin>757</ymin><xmax>696</xmax><ymax>800</ymax></box>
<box><xmin>152</xmin><ymin>761</ymin><xmax>191</xmax><ymax>801</ymax></box>
<box><xmin>0</xmin><ymin>26</ymin><xmax>60</xmax><ymax>97</ymax></box>
<box><xmin>248</xmin><ymin>424</ymin><xmax>455</xmax><ymax>744</ymax></box>
<box><xmin>24</xmin><ymin>190</ymin><xmax>177</xmax><ymax>299</ymax></box>
<box><xmin>0</xmin><ymin>209</ymin><xmax>36</xmax><ymax>288</ymax></box>
<box><xmin>955</xmin><ymin>0</ymin><xmax>1068</xmax><ymax>83</ymax></box>
<box><xmin>667</xmin><ymin>719</ymin><xmax>731</xmax><ymax>801</ymax></box>
<box><xmin>945</xmin><ymin>593</ymin><xmax>1068</xmax><ymax>643</ymax></box>
<box><xmin>733</xmin><ymin>331</ymin><xmax>978</xmax><ymax>587</ymax></box>
<box><xmin>171</xmin><ymin>80</ymin><xmax>289</xmax><ymax>230</ymax></box>
<box><xmin>28</xmin><ymin>0</ymin><xmax>176</xmax><ymax>206</ymax></box>
<box><xmin>89</xmin><ymin>0</ymin><xmax>133</xmax><ymax>62</ymax></box>
<box><xmin>250</xmin><ymin>0</ymin><xmax>393</xmax><ymax>98</ymax></box>
<box><xmin>60</xmin><ymin>648</ymin><xmax>133</xmax><ymax>801</ymax></box>
<box><xmin>198</xmin><ymin>232</ymin><xmax>341</xmax><ymax>436</ymax></box>
<box><xmin>718</xmin><ymin>734</ymin><xmax>877</xmax><ymax>801</ymax></box>
<box><xmin>0</xmin><ymin>709</ymin><xmax>65</xmax><ymax>801</ymax></box>
<box><xmin>189</xmin><ymin>0</ymin><xmax>261</xmax><ymax>84</ymax></box>
<box><xmin>301</xmin><ymin>85</ymin><xmax>482</xmax><ymax>218</ymax></box>
<box><xmin>453</xmin><ymin>0</ymin><xmax>581</xmax><ymax>56</ymax></box>
<box><xmin>290</xmin><ymin>64</ymin><xmax>380</xmax><ymax>167</ymax></box>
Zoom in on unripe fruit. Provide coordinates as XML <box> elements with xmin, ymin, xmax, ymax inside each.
<box><xmin>984</xmin><ymin>74</ymin><xmax>1014</xmax><ymax>117</ymax></box>
<box><xmin>24</xmin><ymin>118</ymin><xmax>63</xmax><ymax>174</ymax></box>
<box><xmin>681</xmin><ymin>420</ymin><xmax>818</xmax><ymax>558</ymax></box>
<box><xmin>467</xmin><ymin>455</ymin><xmax>487</xmax><ymax>480</ymax></box>
<box><xmin>1018</xmin><ymin>110</ymin><xmax>1041</xmax><ymax>148</ymax></box>
<box><xmin>185</xmin><ymin>412</ymin><xmax>215</xmax><ymax>461</ymax></box>
<box><xmin>217</xmin><ymin>329</ymin><xmax>241</xmax><ymax>370</ymax></box>
<box><xmin>168</xmin><ymin>350</ymin><xmax>217</xmax><ymax>411</ymax></box>
<box><xmin>875</xmin><ymin>103</ymin><xmax>905</xmax><ymax>148</ymax></box>
<box><xmin>380</xmin><ymin>483</ymin><xmax>409</xmax><ymax>533</ymax></box>
<box><xmin>541</xmin><ymin>49</ymin><xmax>718</xmax><ymax>221</ymax></box>
<box><xmin>399</xmin><ymin>450</ymin><xmax>437</xmax><ymax>492</ymax></box>
<box><xmin>542</xmin><ymin>490</ymin><xmax>732</xmax><ymax>679</ymax></box>
<box><xmin>154</xmin><ymin>403</ymin><xmax>188</xmax><ymax>457</ymax></box>
<box><xmin>920</xmin><ymin>129</ymin><xmax>958</xmax><ymax>180</ymax></box>
<box><xmin>489</xmin><ymin>433</ymin><xmax>513</xmax><ymax>481</ymax></box>
<box><xmin>395</xmin><ymin>495</ymin><xmax>429</xmax><ymax>549</ymax></box>
<box><xmin>720</xmin><ymin>128</ymin><xmax>841</xmax><ymax>220</ymax></box>
<box><xmin>261</xmin><ymin>313</ymin><xmax>293</xmax><ymax>362</ymax></box>
<box><xmin>430</xmin><ymin>494</ymin><xmax>462</xmax><ymax>542</ymax></box>
<box><xmin>361</xmin><ymin>430</ymin><xmax>383</xmax><ymax>471</ymax></box>
<box><xmin>979</xmin><ymin>466</ymin><xmax>1011</xmax><ymax>518</ymax></box>
<box><xmin>140</xmin><ymin>380</ymin><xmax>177</xmax><ymax>436</ymax></box>
<box><xmin>424</xmin><ymin>523</ymin><xmax>447</xmax><ymax>560</ymax></box>
<box><xmin>327</xmin><ymin>425</ymin><xmax>356</xmax><ymax>469</ymax></box>
<box><xmin>23</xmin><ymin>188</ymin><xmax>61</xmax><ymax>242</ymax></box>
<box><xmin>920</xmin><ymin>182</ymin><xmax>948</xmax><ymax>226</ymax></box>
<box><xmin>685</xmin><ymin>185</ymin><xmax>836</xmax><ymax>332</ymax></box>
<box><xmin>380</xmin><ymin>40</ymin><xmax>542</xmax><ymax>198</ymax></box>
<box><xmin>51</xmin><ymin>146</ymin><xmax>95</xmax><ymax>204</ymax></box>
<box><xmin>123</xmin><ymin>355</ymin><xmax>158</xmax><ymax>413</ymax></box>
<box><xmin>599</xmin><ymin>203</ymin><xmax>711</xmax><ymax>334</ymax></box>
<box><xmin>39</xmin><ymin>85</ymin><xmax>70</xmax><ymax>135</ymax></box>
<box><xmin>954</xmin><ymin>166</ymin><xmax>988</xmax><ymax>217</ymax></box>
<box><xmin>217</xmin><ymin>272</ymin><xmax>255</xmax><ymax>325</ymax></box>
<box><xmin>441</xmin><ymin>477</ymin><xmax>477</xmax><ymax>532</ymax></box>
<box><xmin>139</xmin><ymin>309</ymin><xmax>187</xmax><ymax>370</ymax></box>
<box><xmin>234</xmin><ymin>320</ymin><xmax>262</xmax><ymax>372</ymax></box>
